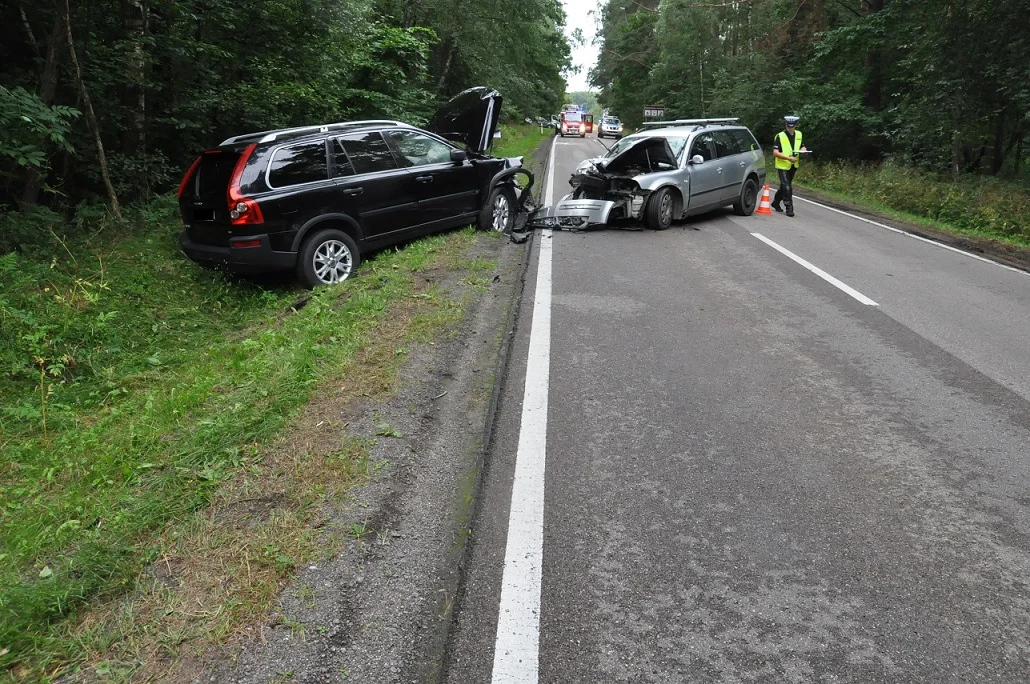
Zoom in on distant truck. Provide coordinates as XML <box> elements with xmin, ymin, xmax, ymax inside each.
<box><xmin>559</xmin><ymin>104</ymin><xmax>593</xmax><ymax>137</ymax></box>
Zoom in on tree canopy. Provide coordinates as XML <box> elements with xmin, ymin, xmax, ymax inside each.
<box><xmin>0</xmin><ymin>0</ymin><xmax>574</xmax><ymax>224</ymax></box>
<box><xmin>590</xmin><ymin>0</ymin><xmax>1030</xmax><ymax>177</ymax></box>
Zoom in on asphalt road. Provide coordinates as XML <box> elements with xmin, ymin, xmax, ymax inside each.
<box><xmin>444</xmin><ymin>133</ymin><xmax>1030</xmax><ymax>683</ymax></box>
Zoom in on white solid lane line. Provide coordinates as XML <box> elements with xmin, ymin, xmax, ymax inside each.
<box><xmin>752</xmin><ymin>232</ymin><xmax>879</xmax><ymax>306</ymax></box>
<box><xmin>491</xmin><ymin>137</ymin><xmax>556</xmax><ymax>684</ymax></box>
<box><xmin>794</xmin><ymin>195</ymin><xmax>1029</xmax><ymax>277</ymax></box>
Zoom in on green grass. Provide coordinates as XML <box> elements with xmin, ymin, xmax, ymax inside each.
<box><xmin>790</xmin><ymin>159</ymin><xmax>1030</xmax><ymax>249</ymax></box>
<box><xmin>0</xmin><ymin>187</ymin><xmax>521</xmax><ymax>677</ymax></box>
<box><xmin>493</xmin><ymin>123</ymin><xmax>553</xmax><ymax>162</ymax></box>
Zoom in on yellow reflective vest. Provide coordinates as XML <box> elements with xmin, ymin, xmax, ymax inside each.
<box><xmin>775</xmin><ymin>130</ymin><xmax>803</xmax><ymax>170</ymax></box>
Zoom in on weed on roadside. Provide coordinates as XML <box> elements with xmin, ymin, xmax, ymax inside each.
<box><xmin>0</xmin><ymin>203</ymin><xmax>504</xmax><ymax>680</ymax></box>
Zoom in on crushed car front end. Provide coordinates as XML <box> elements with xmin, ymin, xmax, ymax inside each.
<box><xmin>528</xmin><ymin>136</ymin><xmax>683</xmax><ymax>230</ymax></box>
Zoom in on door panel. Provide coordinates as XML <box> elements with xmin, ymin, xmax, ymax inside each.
<box><xmin>713</xmin><ymin>130</ymin><xmax>746</xmax><ymax>202</ymax></box>
<box><xmin>685</xmin><ymin>132</ymin><xmax>723</xmax><ymax>210</ymax></box>
<box><xmin>334</xmin><ymin>133</ymin><xmax>416</xmax><ymax>240</ymax></box>
<box><xmin>384</xmin><ymin>130</ymin><xmax>481</xmax><ymax>228</ymax></box>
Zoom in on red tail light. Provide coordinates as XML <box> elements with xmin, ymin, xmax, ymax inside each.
<box><xmin>227</xmin><ymin>143</ymin><xmax>264</xmax><ymax>225</ymax></box>
<box><xmin>177</xmin><ymin>156</ymin><xmax>203</xmax><ymax>198</ymax></box>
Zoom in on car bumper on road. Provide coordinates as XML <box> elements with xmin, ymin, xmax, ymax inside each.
<box><xmin>527</xmin><ymin>197</ymin><xmax>616</xmax><ymax>230</ymax></box>
<box><xmin>179</xmin><ymin>231</ymin><xmax>297</xmax><ymax>273</ymax></box>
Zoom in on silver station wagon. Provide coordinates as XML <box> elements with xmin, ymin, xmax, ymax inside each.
<box><xmin>529</xmin><ymin>118</ymin><xmax>766</xmax><ymax>231</ymax></box>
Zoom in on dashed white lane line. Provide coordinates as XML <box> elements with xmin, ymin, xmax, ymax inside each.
<box><xmin>490</xmin><ymin>136</ymin><xmax>556</xmax><ymax>684</ymax></box>
<box><xmin>752</xmin><ymin>232</ymin><xmax>879</xmax><ymax>306</ymax></box>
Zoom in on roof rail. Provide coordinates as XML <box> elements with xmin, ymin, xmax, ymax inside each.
<box><xmin>220</xmin><ymin>120</ymin><xmax>408</xmax><ymax>146</ymax></box>
<box><xmin>640</xmin><ymin>118</ymin><xmax>740</xmax><ymax>128</ymax></box>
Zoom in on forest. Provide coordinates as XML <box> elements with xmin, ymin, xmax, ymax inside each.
<box><xmin>591</xmin><ymin>0</ymin><xmax>1029</xmax><ymax>178</ymax></box>
<box><xmin>0</xmin><ymin>0</ymin><xmax>573</xmax><ymax>250</ymax></box>
<box><xmin>3</xmin><ymin>0</ymin><xmax>1029</xmax><ymax>241</ymax></box>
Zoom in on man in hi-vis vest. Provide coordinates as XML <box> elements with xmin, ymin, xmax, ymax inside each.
<box><xmin>772</xmin><ymin>115</ymin><xmax>806</xmax><ymax>217</ymax></box>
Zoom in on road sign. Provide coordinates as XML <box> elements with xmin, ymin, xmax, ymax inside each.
<box><xmin>643</xmin><ymin>105</ymin><xmax>665</xmax><ymax>119</ymax></box>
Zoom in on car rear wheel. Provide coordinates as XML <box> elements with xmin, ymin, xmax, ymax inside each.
<box><xmin>644</xmin><ymin>188</ymin><xmax>675</xmax><ymax>231</ymax></box>
<box><xmin>478</xmin><ymin>185</ymin><xmax>517</xmax><ymax>233</ymax></box>
<box><xmin>298</xmin><ymin>229</ymin><xmax>360</xmax><ymax>288</ymax></box>
<box><xmin>733</xmin><ymin>177</ymin><xmax>759</xmax><ymax>216</ymax></box>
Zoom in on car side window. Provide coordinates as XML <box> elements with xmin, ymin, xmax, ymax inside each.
<box><xmin>387</xmin><ymin>130</ymin><xmax>454</xmax><ymax>167</ymax></box>
<box><xmin>732</xmin><ymin>129</ymin><xmax>761</xmax><ymax>153</ymax></box>
<box><xmin>713</xmin><ymin>131</ymin><xmax>741</xmax><ymax>158</ymax></box>
<box><xmin>690</xmin><ymin>132</ymin><xmax>715</xmax><ymax>161</ymax></box>
<box><xmin>336</xmin><ymin>132</ymin><xmax>398</xmax><ymax>175</ymax></box>
<box><xmin>332</xmin><ymin>139</ymin><xmax>354</xmax><ymax>177</ymax></box>
<box><xmin>267</xmin><ymin>140</ymin><xmax>329</xmax><ymax>188</ymax></box>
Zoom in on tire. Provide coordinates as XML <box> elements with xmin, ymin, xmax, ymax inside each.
<box><xmin>478</xmin><ymin>185</ymin><xmax>517</xmax><ymax>233</ymax></box>
<box><xmin>297</xmin><ymin>228</ymin><xmax>360</xmax><ymax>288</ymax></box>
<box><xmin>644</xmin><ymin>187</ymin><xmax>675</xmax><ymax>231</ymax></box>
<box><xmin>733</xmin><ymin>177</ymin><xmax>760</xmax><ymax>216</ymax></box>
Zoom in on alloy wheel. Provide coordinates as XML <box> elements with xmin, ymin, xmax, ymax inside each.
<box><xmin>660</xmin><ymin>193</ymin><xmax>672</xmax><ymax>224</ymax></box>
<box><xmin>492</xmin><ymin>193</ymin><xmax>511</xmax><ymax>232</ymax></box>
<box><xmin>313</xmin><ymin>239</ymin><xmax>353</xmax><ymax>283</ymax></box>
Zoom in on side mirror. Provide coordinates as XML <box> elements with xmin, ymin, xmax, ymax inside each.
<box><xmin>450</xmin><ymin>149</ymin><xmax>468</xmax><ymax>163</ymax></box>
<box><xmin>690</xmin><ymin>154</ymin><xmax>704</xmax><ymax>165</ymax></box>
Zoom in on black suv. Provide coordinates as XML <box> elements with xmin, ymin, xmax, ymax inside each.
<box><xmin>177</xmin><ymin>87</ymin><xmax>533</xmax><ymax>287</ymax></box>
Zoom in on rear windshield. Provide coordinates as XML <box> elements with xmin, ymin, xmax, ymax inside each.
<box><xmin>195</xmin><ymin>151</ymin><xmax>240</xmax><ymax>197</ymax></box>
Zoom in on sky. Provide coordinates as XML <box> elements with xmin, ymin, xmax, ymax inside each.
<box><xmin>564</xmin><ymin>1</ymin><xmax>600</xmax><ymax>92</ymax></box>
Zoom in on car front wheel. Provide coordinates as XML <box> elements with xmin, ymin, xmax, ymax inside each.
<box><xmin>733</xmin><ymin>177</ymin><xmax>759</xmax><ymax>216</ymax></box>
<box><xmin>298</xmin><ymin>228</ymin><xmax>360</xmax><ymax>288</ymax></box>
<box><xmin>478</xmin><ymin>185</ymin><xmax>517</xmax><ymax>233</ymax></box>
<box><xmin>644</xmin><ymin>188</ymin><xmax>675</xmax><ymax>230</ymax></box>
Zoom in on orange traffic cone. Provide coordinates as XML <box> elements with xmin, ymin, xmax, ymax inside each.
<box><xmin>756</xmin><ymin>185</ymin><xmax>773</xmax><ymax>215</ymax></box>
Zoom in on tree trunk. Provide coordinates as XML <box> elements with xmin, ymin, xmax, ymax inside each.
<box><xmin>988</xmin><ymin>111</ymin><xmax>1005</xmax><ymax>175</ymax></box>
<box><xmin>435</xmin><ymin>40</ymin><xmax>456</xmax><ymax>94</ymax></box>
<box><xmin>64</xmin><ymin>0</ymin><xmax>122</xmax><ymax>219</ymax></box>
<box><xmin>17</xmin><ymin>1</ymin><xmax>41</xmax><ymax>60</ymax></box>
<box><xmin>20</xmin><ymin>13</ymin><xmax>65</xmax><ymax>208</ymax></box>
<box><xmin>120</xmin><ymin>0</ymin><xmax>146</xmax><ymax>158</ymax></box>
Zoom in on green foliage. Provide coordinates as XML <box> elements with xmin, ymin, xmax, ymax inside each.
<box><xmin>803</xmin><ymin>160</ymin><xmax>1030</xmax><ymax>245</ymax></box>
<box><xmin>0</xmin><ymin>86</ymin><xmax>79</xmax><ymax>190</ymax></box>
<box><xmin>591</xmin><ymin>0</ymin><xmax>1030</xmax><ymax>176</ymax></box>
<box><xmin>0</xmin><ymin>202</ymin><xmax>495</xmax><ymax>675</ymax></box>
<box><xmin>3</xmin><ymin>0</ymin><xmax>573</xmax><ymax>210</ymax></box>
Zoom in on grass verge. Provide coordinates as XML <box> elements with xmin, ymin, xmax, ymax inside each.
<box><xmin>795</xmin><ymin>160</ymin><xmax>1030</xmax><ymax>250</ymax></box>
<box><xmin>0</xmin><ymin>183</ymin><xmax>513</xmax><ymax>680</ymax></box>
<box><xmin>495</xmin><ymin>123</ymin><xmax>554</xmax><ymax>164</ymax></box>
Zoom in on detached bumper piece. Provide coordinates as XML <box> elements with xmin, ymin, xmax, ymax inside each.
<box><xmin>526</xmin><ymin>198</ymin><xmax>615</xmax><ymax>231</ymax></box>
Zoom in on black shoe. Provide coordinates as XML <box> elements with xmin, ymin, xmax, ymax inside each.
<box><xmin>786</xmin><ymin>209</ymin><xmax>795</xmax><ymax>217</ymax></box>
<box><xmin>772</xmin><ymin>202</ymin><xmax>783</xmax><ymax>213</ymax></box>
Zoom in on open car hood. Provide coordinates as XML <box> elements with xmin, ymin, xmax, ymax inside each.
<box><xmin>596</xmin><ymin>136</ymin><xmax>678</xmax><ymax>175</ymax></box>
<box><xmin>427</xmin><ymin>87</ymin><xmax>502</xmax><ymax>156</ymax></box>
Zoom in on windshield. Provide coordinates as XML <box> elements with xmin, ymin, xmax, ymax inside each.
<box><xmin>563</xmin><ymin>112</ymin><xmax>582</xmax><ymax>123</ymax></box>
<box><xmin>604</xmin><ymin>135</ymin><xmax>688</xmax><ymax>159</ymax></box>
<box><xmin>604</xmin><ymin>136</ymin><xmax>639</xmax><ymax>157</ymax></box>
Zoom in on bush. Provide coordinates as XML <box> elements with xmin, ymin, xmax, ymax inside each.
<box><xmin>802</xmin><ymin>161</ymin><xmax>1030</xmax><ymax>245</ymax></box>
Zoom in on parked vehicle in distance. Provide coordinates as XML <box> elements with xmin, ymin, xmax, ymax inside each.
<box><xmin>597</xmin><ymin>116</ymin><xmax>623</xmax><ymax>139</ymax></box>
<box><xmin>177</xmin><ymin>87</ymin><xmax>534</xmax><ymax>288</ymax></box>
<box><xmin>529</xmin><ymin>118</ymin><xmax>765</xmax><ymax>231</ymax></box>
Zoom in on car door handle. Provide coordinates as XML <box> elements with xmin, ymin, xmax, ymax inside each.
<box><xmin>739</xmin><ymin>161</ymin><xmax>746</xmax><ymax>167</ymax></box>
<box><xmin>343</xmin><ymin>188</ymin><xmax>363</xmax><ymax>196</ymax></box>
<box><xmin>415</xmin><ymin>175</ymin><xmax>434</xmax><ymax>184</ymax></box>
